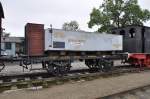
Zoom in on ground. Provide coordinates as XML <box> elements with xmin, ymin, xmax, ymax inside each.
<box><xmin>0</xmin><ymin>71</ymin><xmax>150</xmax><ymax>99</ymax></box>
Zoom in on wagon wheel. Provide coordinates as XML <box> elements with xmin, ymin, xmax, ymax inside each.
<box><xmin>99</xmin><ymin>60</ymin><xmax>113</xmax><ymax>72</ymax></box>
<box><xmin>85</xmin><ymin>60</ymin><xmax>94</xmax><ymax>69</ymax></box>
<box><xmin>47</xmin><ymin>61</ymin><xmax>71</xmax><ymax>76</ymax></box>
<box><xmin>47</xmin><ymin>63</ymin><xmax>60</xmax><ymax>76</ymax></box>
<box><xmin>61</xmin><ymin>62</ymin><xmax>71</xmax><ymax>73</ymax></box>
<box><xmin>88</xmin><ymin>64</ymin><xmax>96</xmax><ymax>69</ymax></box>
<box><xmin>85</xmin><ymin>59</ymin><xmax>101</xmax><ymax>70</ymax></box>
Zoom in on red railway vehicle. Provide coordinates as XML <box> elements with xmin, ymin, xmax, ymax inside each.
<box><xmin>127</xmin><ymin>53</ymin><xmax>150</xmax><ymax>68</ymax></box>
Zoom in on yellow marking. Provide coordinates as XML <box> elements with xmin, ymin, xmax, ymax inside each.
<box><xmin>113</xmin><ymin>44</ymin><xmax>121</xmax><ymax>48</ymax></box>
<box><xmin>53</xmin><ymin>32</ymin><xmax>65</xmax><ymax>38</ymax></box>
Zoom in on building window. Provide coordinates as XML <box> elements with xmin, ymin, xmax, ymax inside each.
<box><xmin>5</xmin><ymin>42</ymin><xmax>12</xmax><ymax>50</ymax></box>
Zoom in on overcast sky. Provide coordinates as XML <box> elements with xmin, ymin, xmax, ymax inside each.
<box><xmin>1</xmin><ymin>0</ymin><xmax>150</xmax><ymax>37</ymax></box>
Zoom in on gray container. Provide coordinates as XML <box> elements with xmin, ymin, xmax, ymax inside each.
<box><xmin>45</xmin><ymin>29</ymin><xmax>123</xmax><ymax>51</ymax></box>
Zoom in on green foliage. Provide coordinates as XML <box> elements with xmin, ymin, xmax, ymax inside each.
<box><xmin>62</xmin><ymin>21</ymin><xmax>79</xmax><ymax>31</ymax></box>
<box><xmin>88</xmin><ymin>0</ymin><xmax>150</xmax><ymax>33</ymax></box>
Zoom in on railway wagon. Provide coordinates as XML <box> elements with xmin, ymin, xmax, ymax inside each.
<box><xmin>24</xmin><ymin>23</ymin><xmax>123</xmax><ymax>75</ymax></box>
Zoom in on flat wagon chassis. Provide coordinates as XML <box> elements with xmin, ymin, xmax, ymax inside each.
<box><xmin>0</xmin><ymin>53</ymin><xmax>125</xmax><ymax>76</ymax></box>
<box><xmin>0</xmin><ymin>53</ymin><xmax>149</xmax><ymax>76</ymax></box>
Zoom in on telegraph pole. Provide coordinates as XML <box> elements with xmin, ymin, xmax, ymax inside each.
<box><xmin>0</xmin><ymin>2</ymin><xmax>4</xmax><ymax>56</ymax></box>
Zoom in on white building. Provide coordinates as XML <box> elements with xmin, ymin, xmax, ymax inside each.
<box><xmin>1</xmin><ymin>37</ymin><xmax>24</xmax><ymax>57</ymax></box>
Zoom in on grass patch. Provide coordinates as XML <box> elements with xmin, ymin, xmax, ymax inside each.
<box><xmin>16</xmin><ymin>83</ymin><xmax>28</xmax><ymax>89</ymax></box>
<box><xmin>70</xmin><ymin>77</ymin><xmax>80</xmax><ymax>81</ymax></box>
<box><xmin>42</xmin><ymin>81</ymin><xmax>48</xmax><ymax>88</ymax></box>
<box><xmin>0</xmin><ymin>85</ymin><xmax>11</xmax><ymax>92</ymax></box>
<box><xmin>32</xmin><ymin>81</ymin><xmax>43</xmax><ymax>87</ymax></box>
<box><xmin>46</xmin><ymin>80</ymin><xmax>58</xmax><ymax>86</ymax></box>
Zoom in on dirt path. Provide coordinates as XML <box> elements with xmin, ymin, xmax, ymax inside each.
<box><xmin>1</xmin><ymin>71</ymin><xmax>150</xmax><ymax>99</ymax></box>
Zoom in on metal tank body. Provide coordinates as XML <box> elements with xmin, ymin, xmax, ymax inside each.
<box><xmin>45</xmin><ymin>29</ymin><xmax>122</xmax><ymax>52</ymax></box>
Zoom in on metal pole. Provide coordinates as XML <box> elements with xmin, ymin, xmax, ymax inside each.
<box><xmin>0</xmin><ymin>2</ymin><xmax>4</xmax><ymax>56</ymax></box>
<box><xmin>0</xmin><ymin>18</ymin><xmax>2</xmax><ymax>56</ymax></box>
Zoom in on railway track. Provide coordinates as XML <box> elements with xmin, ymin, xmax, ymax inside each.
<box><xmin>0</xmin><ymin>66</ymin><xmax>149</xmax><ymax>93</ymax></box>
<box><xmin>100</xmin><ymin>84</ymin><xmax>150</xmax><ymax>99</ymax></box>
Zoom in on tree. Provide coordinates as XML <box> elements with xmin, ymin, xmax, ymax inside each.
<box><xmin>62</xmin><ymin>21</ymin><xmax>79</xmax><ymax>31</ymax></box>
<box><xmin>88</xmin><ymin>0</ymin><xmax>150</xmax><ymax>33</ymax></box>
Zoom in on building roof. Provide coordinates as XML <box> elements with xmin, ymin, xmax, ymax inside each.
<box><xmin>1</xmin><ymin>37</ymin><xmax>24</xmax><ymax>43</ymax></box>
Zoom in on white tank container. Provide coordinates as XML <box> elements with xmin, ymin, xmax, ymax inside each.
<box><xmin>45</xmin><ymin>29</ymin><xmax>122</xmax><ymax>51</ymax></box>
